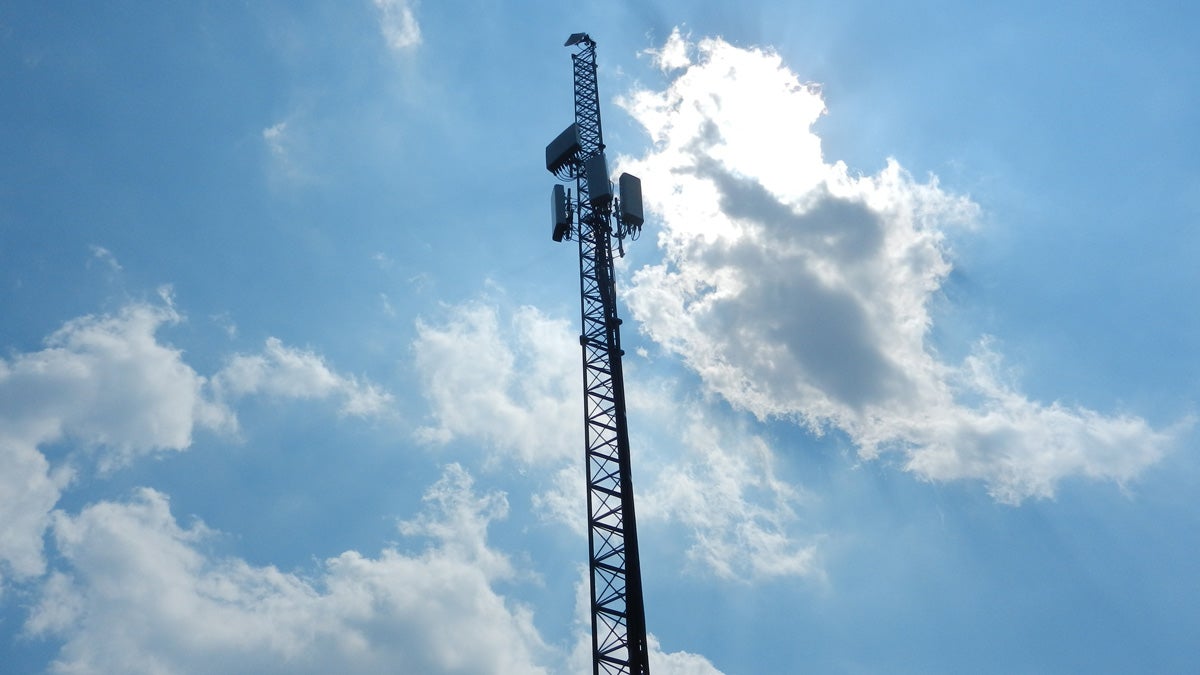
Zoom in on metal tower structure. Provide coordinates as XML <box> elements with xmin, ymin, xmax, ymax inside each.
<box><xmin>545</xmin><ymin>33</ymin><xmax>650</xmax><ymax>675</ymax></box>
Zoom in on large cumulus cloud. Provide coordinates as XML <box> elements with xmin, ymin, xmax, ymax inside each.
<box><xmin>619</xmin><ymin>31</ymin><xmax>1180</xmax><ymax>503</ymax></box>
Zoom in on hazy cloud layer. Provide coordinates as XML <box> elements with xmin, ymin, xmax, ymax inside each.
<box><xmin>620</xmin><ymin>34</ymin><xmax>1178</xmax><ymax>502</ymax></box>
<box><xmin>27</xmin><ymin>466</ymin><xmax>554</xmax><ymax>674</ymax></box>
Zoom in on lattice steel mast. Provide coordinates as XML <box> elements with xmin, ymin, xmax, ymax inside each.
<box><xmin>545</xmin><ymin>33</ymin><xmax>650</xmax><ymax>675</ymax></box>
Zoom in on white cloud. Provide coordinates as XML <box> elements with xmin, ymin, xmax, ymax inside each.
<box><xmin>0</xmin><ymin>298</ymin><xmax>233</xmax><ymax>465</ymax></box>
<box><xmin>373</xmin><ymin>0</ymin><xmax>421</xmax><ymax>53</ymax></box>
<box><xmin>648</xmin><ymin>640</ymin><xmax>726</xmax><ymax>675</ymax></box>
<box><xmin>642</xmin><ymin>27</ymin><xmax>692</xmax><ymax>72</ymax></box>
<box><xmin>213</xmin><ymin>337</ymin><xmax>392</xmax><ymax>418</ymax></box>
<box><xmin>0</xmin><ymin>442</ymin><xmax>71</xmax><ymax>585</ymax></box>
<box><xmin>27</xmin><ymin>465</ymin><xmax>554</xmax><ymax>674</ymax></box>
<box><xmin>0</xmin><ymin>297</ymin><xmax>233</xmax><ymax>585</ymax></box>
<box><xmin>618</xmin><ymin>34</ymin><xmax>1181</xmax><ymax>503</ymax></box>
<box><xmin>412</xmin><ymin>301</ymin><xmax>579</xmax><ymax>465</ymax></box>
<box><xmin>0</xmin><ymin>297</ymin><xmax>390</xmax><ymax>589</ymax></box>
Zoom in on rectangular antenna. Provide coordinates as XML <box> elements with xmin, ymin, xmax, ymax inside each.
<box><xmin>552</xmin><ymin>184</ymin><xmax>570</xmax><ymax>241</ymax></box>
<box><xmin>546</xmin><ymin>123</ymin><xmax>581</xmax><ymax>175</ymax></box>
<box><xmin>619</xmin><ymin>173</ymin><xmax>644</xmax><ymax>228</ymax></box>
<box><xmin>585</xmin><ymin>153</ymin><xmax>612</xmax><ymax>205</ymax></box>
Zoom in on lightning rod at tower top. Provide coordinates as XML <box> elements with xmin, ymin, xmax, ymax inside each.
<box><xmin>545</xmin><ymin>32</ymin><xmax>651</xmax><ymax>675</ymax></box>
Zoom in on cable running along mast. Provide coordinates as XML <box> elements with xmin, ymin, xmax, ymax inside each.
<box><xmin>545</xmin><ymin>32</ymin><xmax>650</xmax><ymax>675</ymax></box>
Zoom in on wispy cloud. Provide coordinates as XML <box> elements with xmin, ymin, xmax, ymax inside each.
<box><xmin>262</xmin><ymin>121</ymin><xmax>288</xmax><ymax>155</ymax></box>
<box><xmin>373</xmin><ymin>0</ymin><xmax>421</xmax><ymax>53</ymax></box>
<box><xmin>87</xmin><ymin>245</ymin><xmax>123</xmax><ymax>273</ymax></box>
<box><xmin>213</xmin><ymin>337</ymin><xmax>393</xmax><ymax>419</ymax></box>
<box><xmin>619</xmin><ymin>34</ymin><xmax>1184</xmax><ymax>503</ymax></box>
<box><xmin>261</xmin><ymin>119</ymin><xmax>317</xmax><ymax>185</ymax></box>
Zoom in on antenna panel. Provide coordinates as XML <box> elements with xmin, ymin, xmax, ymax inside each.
<box><xmin>546</xmin><ymin>123</ymin><xmax>581</xmax><ymax>175</ymax></box>
<box><xmin>585</xmin><ymin>153</ymin><xmax>612</xmax><ymax>205</ymax></box>
<box><xmin>552</xmin><ymin>184</ymin><xmax>570</xmax><ymax>242</ymax></box>
<box><xmin>618</xmin><ymin>173</ymin><xmax>644</xmax><ymax>228</ymax></box>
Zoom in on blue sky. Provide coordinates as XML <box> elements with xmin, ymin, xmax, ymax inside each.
<box><xmin>2</xmin><ymin>2</ymin><xmax>1198</xmax><ymax>673</ymax></box>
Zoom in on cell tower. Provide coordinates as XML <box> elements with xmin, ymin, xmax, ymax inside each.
<box><xmin>545</xmin><ymin>33</ymin><xmax>650</xmax><ymax>675</ymax></box>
